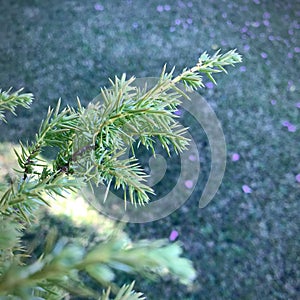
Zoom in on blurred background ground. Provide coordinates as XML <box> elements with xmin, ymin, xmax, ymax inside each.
<box><xmin>0</xmin><ymin>0</ymin><xmax>299</xmax><ymax>299</ymax></box>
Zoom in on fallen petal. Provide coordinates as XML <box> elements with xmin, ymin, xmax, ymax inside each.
<box><xmin>184</xmin><ymin>180</ymin><xmax>194</xmax><ymax>189</ymax></box>
<box><xmin>242</xmin><ymin>185</ymin><xmax>252</xmax><ymax>193</ymax></box>
<box><xmin>169</xmin><ymin>230</ymin><xmax>179</xmax><ymax>241</ymax></box>
<box><xmin>232</xmin><ymin>153</ymin><xmax>240</xmax><ymax>162</ymax></box>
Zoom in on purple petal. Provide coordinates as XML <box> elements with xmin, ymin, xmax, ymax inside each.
<box><xmin>296</xmin><ymin>174</ymin><xmax>300</xmax><ymax>183</ymax></box>
<box><xmin>164</xmin><ymin>4</ymin><xmax>171</xmax><ymax>11</ymax></box>
<box><xmin>232</xmin><ymin>153</ymin><xmax>240</xmax><ymax>162</ymax></box>
<box><xmin>174</xmin><ymin>109</ymin><xmax>182</xmax><ymax>116</ymax></box>
<box><xmin>242</xmin><ymin>185</ymin><xmax>252</xmax><ymax>194</ymax></box>
<box><xmin>271</xmin><ymin>99</ymin><xmax>276</xmax><ymax>105</ymax></box>
<box><xmin>94</xmin><ymin>3</ymin><xmax>104</xmax><ymax>11</ymax></box>
<box><xmin>241</xmin><ymin>26</ymin><xmax>248</xmax><ymax>33</ymax></box>
<box><xmin>156</xmin><ymin>5</ymin><xmax>164</xmax><ymax>12</ymax></box>
<box><xmin>188</xmin><ymin>154</ymin><xmax>197</xmax><ymax>161</ymax></box>
<box><xmin>169</xmin><ymin>230</ymin><xmax>179</xmax><ymax>241</ymax></box>
<box><xmin>205</xmin><ymin>82</ymin><xmax>214</xmax><ymax>89</ymax></box>
<box><xmin>287</xmin><ymin>124</ymin><xmax>296</xmax><ymax>132</ymax></box>
<box><xmin>239</xmin><ymin>66</ymin><xmax>247</xmax><ymax>72</ymax></box>
<box><xmin>175</xmin><ymin>19</ymin><xmax>181</xmax><ymax>25</ymax></box>
<box><xmin>244</xmin><ymin>44</ymin><xmax>250</xmax><ymax>51</ymax></box>
<box><xmin>184</xmin><ymin>180</ymin><xmax>194</xmax><ymax>189</ymax></box>
<box><xmin>261</xmin><ymin>52</ymin><xmax>268</xmax><ymax>59</ymax></box>
<box><xmin>282</xmin><ymin>120</ymin><xmax>291</xmax><ymax>127</ymax></box>
<box><xmin>268</xmin><ymin>35</ymin><xmax>275</xmax><ymax>41</ymax></box>
<box><xmin>294</xmin><ymin>47</ymin><xmax>300</xmax><ymax>53</ymax></box>
<box><xmin>295</xmin><ymin>102</ymin><xmax>300</xmax><ymax>108</ymax></box>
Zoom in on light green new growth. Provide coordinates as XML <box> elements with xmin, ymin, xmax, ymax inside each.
<box><xmin>100</xmin><ymin>282</ymin><xmax>145</xmax><ymax>300</ymax></box>
<box><xmin>0</xmin><ymin>88</ymin><xmax>33</xmax><ymax>122</ymax></box>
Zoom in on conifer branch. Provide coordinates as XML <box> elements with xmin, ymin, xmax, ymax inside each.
<box><xmin>0</xmin><ymin>88</ymin><xmax>33</xmax><ymax>122</ymax></box>
<box><xmin>0</xmin><ymin>49</ymin><xmax>241</xmax><ymax>299</ymax></box>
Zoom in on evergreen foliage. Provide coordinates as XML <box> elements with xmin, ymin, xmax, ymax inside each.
<box><xmin>0</xmin><ymin>49</ymin><xmax>241</xmax><ymax>299</ymax></box>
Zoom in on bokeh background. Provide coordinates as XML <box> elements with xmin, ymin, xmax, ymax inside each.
<box><xmin>0</xmin><ymin>0</ymin><xmax>299</xmax><ymax>299</ymax></box>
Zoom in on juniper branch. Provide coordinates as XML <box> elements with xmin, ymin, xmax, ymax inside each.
<box><xmin>0</xmin><ymin>88</ymin><xmax>33</xmax><ymax>122</ymax></box>
<box><xmin>72</xmin><ymin>49</ymin><xmax>241</xmax><ymax>205</ymax></box>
